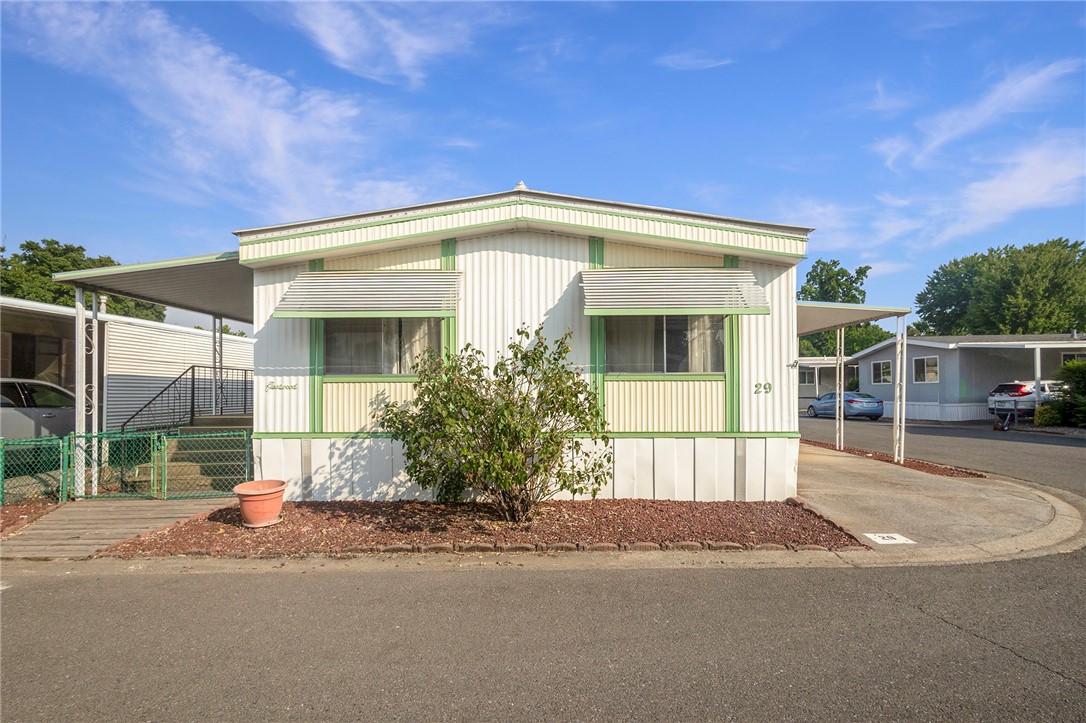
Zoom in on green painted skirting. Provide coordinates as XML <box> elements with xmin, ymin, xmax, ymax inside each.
<box><xmin>323</xmin><ymin>375</ymin><xmax>419</xmax><ymax>383</ymax></box>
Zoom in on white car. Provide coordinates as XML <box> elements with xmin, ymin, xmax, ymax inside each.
<box><xmin>987</xmin><ymin>380</ymin><xmax>1066</xmax><ymax>417</ymax></box>
<box><xmin>0</xmin><ymin>379</ymin><xmax>77</xmax><ymax>440</ymax></box>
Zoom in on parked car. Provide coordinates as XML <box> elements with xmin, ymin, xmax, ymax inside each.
<box><xmin>0</xmin><ymin>379</ymin><xmax>77</xmax><ymax>440</ymax></box>
<box><xmin>806</xmin><ymin>391</ymin><xmax>884</xmax><ymax>421</ymax></box>
<box><xmin>987</xmin><ymin>380</ymin><xmax>1066</xmax><ymax>417</ymax></box>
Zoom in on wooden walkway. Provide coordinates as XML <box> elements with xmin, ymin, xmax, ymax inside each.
<box><xmin>0</xmin><ymin>498</ymin><xmax>234</xmax><ymax>559</ymax></box>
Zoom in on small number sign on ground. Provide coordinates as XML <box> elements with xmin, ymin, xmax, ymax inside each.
<box><xmin>863</xmin><ymin>533</ymin><xmax>916</xmax><ymax>545</ymax></box>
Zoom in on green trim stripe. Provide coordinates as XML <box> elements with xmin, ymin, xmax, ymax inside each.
<box><xmin>585</xmin><ymin>307</ymin><xmax>770</xmax><ymax>316</ymax></box>
<box><xmin>53</xmin><ymin>250</ymin><xmax>241</xmax><ymax>282</ymax></box>
<box><xmin>588</xmin><ymin>236</ymin><xmax>605</xmax><ymax>415</ymax></box>
<box><xmin>251</xmin><ymin>431</ymin><xmax>801</xmax><ymax>440</ymax></box>
<box><xmin>440</xmin><ymin>238</ymin><xmax>457</xmax><ymax>355</ymax></box>
<box><xmin>725</xmin><ymin>315</ymin><xmax>740</xmax><ymax>432</ymax></box>
<box><xmin>244</xmin><ymin>216</ymin><xmax>807</xmax><ymax>265</ymax></box>
<box><xmin>604</xmin><ymin>374</ymin><xmax>726</xmax><ymax>382</ymax></box>
<box><xmin>275</xmin><ymin>309</ymin><xmax>454</xmax><ymax>319</ymax></box>
<box><xmin>323</xmin><ymin>375</ymin><xmax>419</xmax><ymax>383</ymax></box>
<box><xmin>308</xmin><ymin>260</ymin><xmax>324</xmax><ymax>433</ymax></box>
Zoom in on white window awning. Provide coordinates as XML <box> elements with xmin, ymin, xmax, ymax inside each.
<box><xmin>579</xmin><ymin>268</ymin><xmax>770</xmax><ymax>316</ymax></box>
<box><xmin>272</xmin><ymin>270</ymin><xmax>462</xmax><ymax>318</ymax></box>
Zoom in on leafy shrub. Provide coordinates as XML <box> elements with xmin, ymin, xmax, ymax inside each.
<box><xmin>1055</xmin><ymin>361</ymin><xmax>1086</xmax><ymax>428</ymax></box>
<box><xmin>1032</xmin><ymin>403</ymin><xmax>1062</xmax><ymax>427</ymax></box>
<box><xmin>377</xmin><ymin>325</ymin><xmax>612</xmax><ymax>522</ymax></box>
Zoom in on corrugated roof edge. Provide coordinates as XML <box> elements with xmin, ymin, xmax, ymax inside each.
<box><xmin>232</xmin><ymin>187</ymin><xmax>815</xmax><ymax>239</ymax></box>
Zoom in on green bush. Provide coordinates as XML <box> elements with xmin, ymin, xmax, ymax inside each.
<box><xmin>377</xmin><ymin>325</ymin><xmax>612</xmax><ymax>522</ymax></box>
<box><xmin>1055</xmin><ymin>361</ymin><xmax>1086</xmax><ymax>428</ymax></box>
<box><xmin>1032</xmin><ymin>403</ymin><xmax>1062</xmax><ymax>427</ymax></box>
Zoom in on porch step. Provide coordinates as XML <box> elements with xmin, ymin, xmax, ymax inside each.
<box><xmin>184</xmin><ymin>414</ymin><xmax>253</xmax><ymax>429</ymax></box>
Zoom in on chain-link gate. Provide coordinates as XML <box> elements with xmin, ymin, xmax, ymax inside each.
<box><xmin>2</xmin><ymin>430</ymin><xmax>251</xmax><ymax>504</ymax></box>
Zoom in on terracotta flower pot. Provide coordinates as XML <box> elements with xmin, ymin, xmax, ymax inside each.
<box><xmin>233</xmin><ymin>479</ymin><xmax>287</xmax><ymax>528</ymax></box>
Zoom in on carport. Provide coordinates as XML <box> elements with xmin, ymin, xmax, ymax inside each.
<box><xmin>53</xmin><ymin>251</ymin><xmax>253</xmax><ymax>489</ymax></box>
<box><xmin>797</xmin><ymin>301</ymin><xmax>911</xmax><ymax>462</ymax></box>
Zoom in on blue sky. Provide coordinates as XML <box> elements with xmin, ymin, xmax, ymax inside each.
<box><xmin>3</xmin><ymin>1</ymin><xmax>1084</xmax><ymax>327</ymax></box>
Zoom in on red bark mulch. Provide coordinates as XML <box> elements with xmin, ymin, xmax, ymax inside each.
<box><xmin>102</xmin><ymin>498</ymin><xmax>860</xmax><ymax>558</ymax></box>
<box><xmin>1</xmin><ymin>499</ymin><xmax>61</xmax><ymax>539</ymax></box>
<box><xmin>801</xmin><ymin>439</ymin><xmax>985</xmax><ymax>478</ymax></box>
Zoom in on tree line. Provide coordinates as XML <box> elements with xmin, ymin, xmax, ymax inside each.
<box><xmin>799</xmin><ymin>238</ymin><xmax>1086</xmax><ymax>356</ymax></box>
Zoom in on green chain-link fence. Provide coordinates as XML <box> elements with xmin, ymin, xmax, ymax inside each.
<box><xmin>0</xmin><ymin>435</ymin><xmax>68</xmax><ymax>504</ymax></box>
<box><xmin>2</xmin><ymin>430</ymin><xmax>250</xmax><ymax>505</ymax></box>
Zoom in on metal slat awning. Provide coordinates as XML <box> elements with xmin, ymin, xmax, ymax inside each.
<box><xmin>272</xmin><ymin>270</ymin><xmax>462</xmax><ymax>318</ymax></box>
<box><xmin>579</xmin><ymin>268</ymin><xmax>770</xmax><ymax>316</ymax></box>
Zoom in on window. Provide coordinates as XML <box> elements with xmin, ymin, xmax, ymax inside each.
<box><xmin>23</xmin><ymin>383</ymin><xmax>74</xmax><ymax>408</ymax></box>
<box><xmin>799</xmin><ymin>369</ymin><xmax>815</xmax><ymax>385</ymax></box>
<box><xmin>324</xmin><ymin>318</ymin><xmax>441</xmax><ymax>375</ymax></box>
<box><xmin>604</xmin><ymin>315</ymin><xmax>724</xmax><ymax>374</ymax></box>
<box><xmin>913</xmin><ymin>356</ymin><xmax>939</xmax><ymax>383</ymax></box>
<box><xmin>872</xmin><ymin>360</ymin><xmax>892</xmax><ymax>384</ymax></box>
<box><xmin>1062</xmin><ymin>352</ymin><xmax>1086</xmax><ymax>364</ymax></box>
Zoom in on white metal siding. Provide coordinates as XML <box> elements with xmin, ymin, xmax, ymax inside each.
<box><xmin>253</xmin><ymin>265</ymin><xmax>310</xmax><ymax>433</ymax></box>
<box><xmin>605</xmin><ymin>380</ymin><xmax>726</xmax><ymax>432</ymax></box>
<box><xmin>323</xmin><ymin>382</ymin><xmax>416</xmax><ymax>433</ymax></box>
<box><xmin>456</xmin><ymin>230</ymin><xmax>591</xmax><ymax>370</ymax></box>
<box><xmin>738</xmin><ymin>262</ymin><xmax>797</xmax><ymax>433</ymax></box>
<box><xmin>603</xmin><ymin>242</ymin><xmax>723</xmax><ymax>268</ymax></box>
<box><xmin>324</xmin><ymin>244</ymin><xmax>442</xmax><ymax>271</ymax></box>
<box><xmin>104</xmin><ymin>321</ymin><xmax>253</xmax><ymax>429</ymax></box>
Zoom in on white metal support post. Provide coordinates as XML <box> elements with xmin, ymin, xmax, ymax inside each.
<box><xmin>892</xmin><ymin>316</ymin><xmax>907</xmax><ymax>464</ymax></box>
<box><xmin>212</xmin><ymin>315</ymin><xmax>223</xmax><ymax>415</ymax></box>
<box><xmin>89</xmin><ymin>292</ymin><xmax>100</xmax><ymax>495</ymax></box>
<box><xmin>835</xmin><ymin>327</ymin><xmax>844</xmax><ymax>450</ymax></box>
<box><xmin>1034</xmin><ymin>347</ymin><xmax>1043</xmax><ymax>413</ymax></box>
<box><xmin>73</xmin><ymin>288</ymin><xmax>87</xmax><ymax>498</ymax></box>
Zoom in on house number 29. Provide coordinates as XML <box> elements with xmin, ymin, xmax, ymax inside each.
<box><xmin>754</xmin><ymin>382</ymin><xmax>773</xmax><ymax>394</ymax></box>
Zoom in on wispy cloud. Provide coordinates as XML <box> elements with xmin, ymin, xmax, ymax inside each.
<box><xmin>654</xmin><ymin>50</ymin><xmax>733</xmax><ymax>71</ymax></box>
<box><xmin>865</xmin><ymin>80</ymin><xmax>914</xmax><ymax>114</ymax></box>
<box><xmin>935</xmin><ymin>130</ymin><xmax>1085</xmax><ymax>242</ymax></box>
<box><xmin>779</xmin><ymin>198</ymin><xmax>863</xmax><ymax>250</ymax></box>
<box><xmin>863</xmin><ymin>260</ymin><xmax>912</xmax><ymax>278</ymax></box>
<box><xmin>914</xmin><ymin>59</ymin><xmax>1083</xmax><ymax>163</ymax></box>
<box><xmin>281</xmin><ymin>3</ymin><xmax>509</xmax><ymax>88</ymax></box>
<box><xmin>3</xmin><ymin>2</ymin><xmax>432</xmax><ymax>222</ymax></box>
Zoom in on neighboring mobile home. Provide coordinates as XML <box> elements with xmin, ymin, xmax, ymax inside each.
<box><xmin>852</xmin><ymin>334</ymin><xmax>1086</xmax><ymax>422</ymax></box>
<box><xmin>0</xmin><ymin>296</ymin><xmax>254</xmax><ymax>430</ymax></box>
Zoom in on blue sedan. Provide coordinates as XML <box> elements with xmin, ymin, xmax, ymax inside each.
<box><xmin>806</xmin><ymin>392</ymin><xmax>884</xmax><ymax>421</ymax></box>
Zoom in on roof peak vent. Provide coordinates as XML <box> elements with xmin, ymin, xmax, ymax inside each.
<box><xmin>514</xmin><ymin>180</ymin><xmax>528</xmax><ymax>191</ymax></box>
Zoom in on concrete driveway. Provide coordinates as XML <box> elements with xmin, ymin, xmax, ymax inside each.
<box><xmin>798</xmin><ymin>417</ymin><xmax>1086</xmax><ymax>496</ymax></box>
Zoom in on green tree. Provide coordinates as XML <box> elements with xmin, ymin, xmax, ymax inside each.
<box><xmin>0</xmin><ymin>239</ymin><xmax>165</xmax><ymax>322</ymax></box>
<box><xmin>194</xmin><ymin>323</ymin><xmax>247</xmax><ymax>337</ymax></box>
<box><xmin>915</xmin><ymin>239</ymin><xmax>1086</xmax><ymax>335</ymax></box>
<box><xmin>797</xmin><ymin>259</ymin><xmax>894</xmax><ymax>356</ymax></box>
<box><xmin>377</xmin><ymin>325</ymin><xmax>612</xmax><ymax>522</ymax></box>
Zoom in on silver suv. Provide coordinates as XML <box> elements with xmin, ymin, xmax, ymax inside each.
<box><xmin>0</xmin><ymin>379</ymin><xmax>77</xmax><ymax>439</ymax></box>
<box><xmin>987</xmin><ymin>380</ymin><xmax>1066</xmax><ymax>417</ymax></box>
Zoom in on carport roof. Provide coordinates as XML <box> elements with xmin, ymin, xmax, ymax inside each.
<box><xmin>796</xmin><ymin>301</ymin><xmax>909</xmax><ymax>336</ymax></box>
<box><xmin>52</xmin><ymin>251</ymin><xmax>253</xmax><ymax>324</ymax></box>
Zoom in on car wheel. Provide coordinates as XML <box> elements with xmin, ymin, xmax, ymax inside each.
<box><xmin>806</xmin><ymin>406</ymin><xmax>818</xmax><ymax>417</ymax></box>
<box><xmin>868</xmin><ymin>416</ymin><xmax>881</xmax><ymax>421</ymax></box>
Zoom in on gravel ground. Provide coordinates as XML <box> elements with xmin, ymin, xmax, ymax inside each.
<box><xmin>800</xmin><ymin>439</ymin><xmax>985</xmax><ymax>478</ymax></box>
<box><xmin>1</xmin><ymin>499</ymin><xmax>60</xmax><ymax>539</ymax></box>
<box><xmin>103</xmin><ymin>498</ymin><xmax>860</xmax><ymax>557</ymax></box>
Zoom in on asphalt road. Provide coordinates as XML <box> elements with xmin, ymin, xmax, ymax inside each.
<box><xmin>799</xmin><ymin>417</ymin><xmax>1086</xmax><ymax>496</ymax></box>
<box><xmin>2</xmin><ymin>554</ymin><xmax>1085</xmax><ymax>722</ymax></box>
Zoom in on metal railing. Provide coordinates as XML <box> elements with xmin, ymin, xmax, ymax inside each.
<box><xmin>121</xmin><ymin>366</ymin><xmax>253</xmax><ymax>432</ymax></box>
